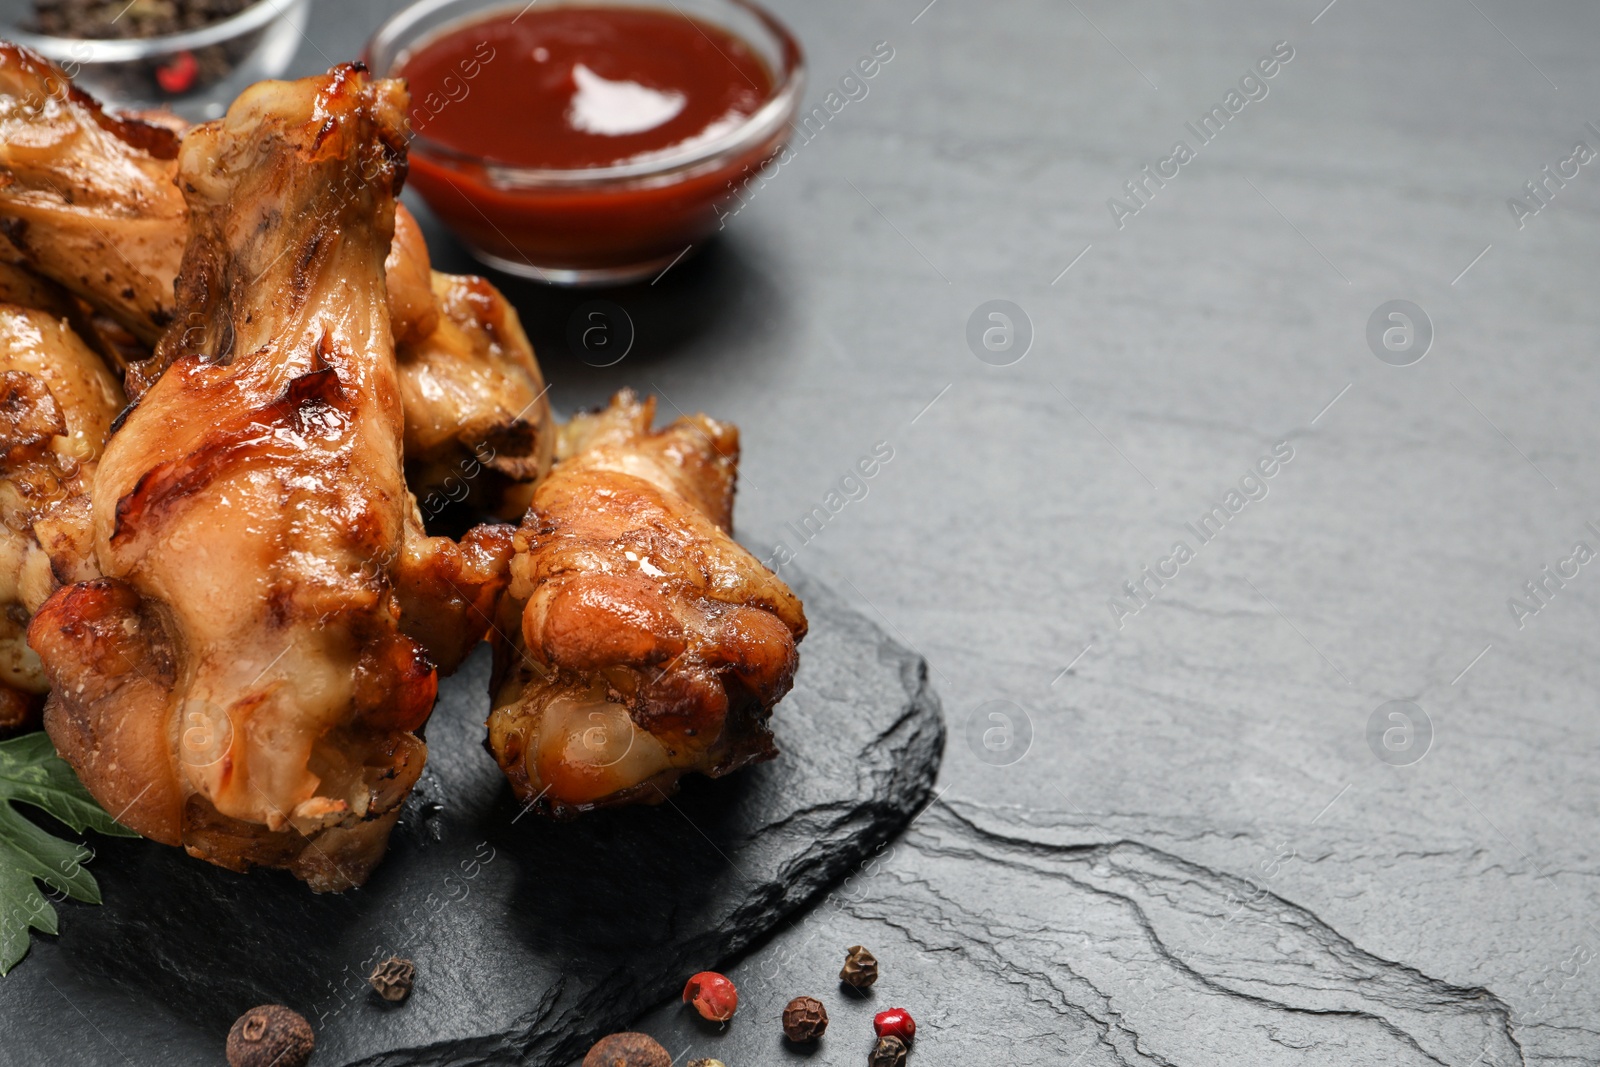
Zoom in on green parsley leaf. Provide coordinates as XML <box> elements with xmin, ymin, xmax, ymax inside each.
<box><xmin>0</xmin><ymin>731</ymin><xmax>136</xmax><ymax>975</ymax></box>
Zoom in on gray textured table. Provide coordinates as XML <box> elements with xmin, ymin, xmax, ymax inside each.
<box><xmin>100</xmin><ymin>2</ymin><xmax>1600</xmax><ymax>1063</ymax></box>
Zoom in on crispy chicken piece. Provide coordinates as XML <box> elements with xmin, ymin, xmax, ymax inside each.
<box><xmin>487</xmin><ymin>390</ymin><xmax>806</xmax><ymax>816</ymax></box>
<box><xmin>400</xmin><ymin>269</ymin><xmax>555</xmax><ymax>522</ymax></box>
<box><xmin>385</xmin><ymin>202</ymin><xmax>554</xmax><ymax>517</ymax></box>
<box><xmin>0</xmin><ymin>43</ymin><xmax>185</xmax><ymax>346</ymax></box>
<box><xmin>0</xmin><ymin>46</ymin><xmax>555</xmax><ymax>509</ymax></box>
<box><xmin>0</xmin><ymin>302</ymin><xmax>122</xmax><ymax>734</ymax></box>
<box><xmin>29</xmin><ymin>66</ymin><xmax>501</xmax><ymax>890</ymax></box>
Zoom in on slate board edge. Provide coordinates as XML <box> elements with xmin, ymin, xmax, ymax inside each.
<box><xmin>349</xmin><ymin>621</ymin><xmax>946</xmax><ymax>1067</ymax></box>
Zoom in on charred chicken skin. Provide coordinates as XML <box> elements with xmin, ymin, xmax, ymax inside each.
<box><xmin>29</xmin><ymin>66</ymin><xmax>500</xmax><ymax>890</ymax></box>
<box><xmin>0</xmin><ymin>295</ymin><xmax>122</xmax><ymax>734</ymax></box>
<box><xmin>0</xmin><ymin>44</ymin><xmax>554</xmax><ymax>508</ymax></box>
<box><xmin>488</xmin><ymin>390</ymin><xmax>806</xmax><ymax>816</ymax></box>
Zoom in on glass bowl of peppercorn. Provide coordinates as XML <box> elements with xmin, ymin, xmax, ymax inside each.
<box><xmin>0</xmin><ymin>0</ymin><xmax>310</xmax><ymax>117</ymax></box>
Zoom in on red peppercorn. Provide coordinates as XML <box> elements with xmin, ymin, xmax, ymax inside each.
<box><xmin>682</xmin><ymin>971</ymin><xmax>738</xmax><ymax>1022</ymax></box>
<box><xmin>156</xmin><ymin>51</ymin><xmax>199</xmax><ymax>95</ymax></box>
<box><xmin>873</xmin><ymin>1007</ymin><xmax>916</xmax><ymax>1044</ymax></box>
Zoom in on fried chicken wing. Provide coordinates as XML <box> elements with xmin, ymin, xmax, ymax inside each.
<box><xmin>0</xmin><ymin>45</ymin><xmax>555</xmax><ymax>510</ymax></box>
<box><xmin>29</xmin><ymin>65</ymin><xmax>495</xmax><ymax>890</ymax></box>
<box><xmin>400</xmin><ymin>270</ymin><xmax>555</xmax><ymax>522</ymax></box>
<box><xmin>0</xmin><ymin>43</ymin><xmax>185</xmax><ymax>346</ymax></box>
<box><xmin>0</xmin><ymin>301</ymin><xmax>121</xmax><ymax>733</ymax></box>
<box><xmin>383</xmin><ymin>201</ymin><xmax>554</xmax><ymax>515</ymax></box>
<box><xmin>487</xmin><ymin>390</ymin><xmax>806</xmax><ymax>816</ymax></box>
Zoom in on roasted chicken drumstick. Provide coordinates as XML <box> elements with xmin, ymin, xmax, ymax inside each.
<box><xmin>30</xmin><ymin>66</ymin><xmax>496</xmax><ymax>889</ymax></box>
<box><xmin>0</xmin><ymin>44</ymin><xmax>554</xmax><ymax>511</ymax></box>
<box><xmin>488</xmin><ymin>391</ymin><xmax>807</xmax><ymax>815</ymax></box>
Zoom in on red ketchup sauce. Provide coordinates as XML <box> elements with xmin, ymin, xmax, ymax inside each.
<box><xmin>397</xmin><ymin>6</ymin><xmax>786</xmax><ymax>281</ymax></box>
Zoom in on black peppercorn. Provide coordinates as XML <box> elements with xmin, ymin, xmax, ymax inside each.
<box><xmin>840</xmin><ymin>944</ymin><xmax>880</xmax><ymax>989</ymax></box>
<box><xmin>869</xmin><ymin>1034</ymin><xmax>908</xmax><ymax>1067</ymax></box>
<box><xmin>369</xmin><ymin>955</ymin><xmax>416</xmax><ymax>1002</ymax></box>
<box><xmin>782</xmin><ymin>996</ymin><xmax>829</xmax><ymax>1042</ymax></box>
<box><xmin>225</xmin><ymin>1004</ymin><xmax>314</xmax><ymax>1067</ymax></box>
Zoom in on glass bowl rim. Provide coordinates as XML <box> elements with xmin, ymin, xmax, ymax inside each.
<box><xmin>366</xmin><ymin>0</ymin><xmax>806</xmax><ymax>189</ymax></box>
<box><xmin>0</xmin><ymin>0</ymin><xmax>299</xmax><ymax>60</ymax></box>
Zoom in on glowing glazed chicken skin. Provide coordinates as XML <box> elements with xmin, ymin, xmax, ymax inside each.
<box><xmin>488</xmin><ymin>390</ymin><xmax>806</xmax><ymax>814</ymax></box>
<box><xmin>29</xmin><ymin>66</ymin><xmax>501</xmax><ymax>890</ymax></box>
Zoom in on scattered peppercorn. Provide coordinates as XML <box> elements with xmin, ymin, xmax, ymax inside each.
<box><xmin>839</xmin><ymin>944</ymin><xmax>879</xmax><ymax>989</ymax></box>
<box><xmin>682</xmin><ymin>971</ymin><xmax>739</xmax><ymax>1022</ymax></box>
<box><xmin>781</xmin><ymin>996</ymin><xmax>829</xmax><ymax>1042</ymax></box>
<box><xmin>582</xmin><ymin>1032</ymin><xmax>672</xmax><ymax>1067</ymax></box>
<box><xmin>225</xmin><ymin>1004</ymin><xmax>314</xmax><ymax>1067</ymax></box>
<box><xmin>154</xmin><ymin>49</ymin><xmax>199</xmax><ymax>94</ymax></box>
<box><xmin>873</xmin><ymin>1007</ymin><xmax>916</xmax><ymax>1045</ymax></box>
<box><xmin>869</xmin><ymin>1035</ymin><xmax>909</xmax><ymax>1067</ymax></box>
<box><xmin>368</xmin><ymin>956</ymin><xmax>416</xmax><ymax>1002</ymax></box>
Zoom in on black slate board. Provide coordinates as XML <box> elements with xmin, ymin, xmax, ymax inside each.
<box><xmin>0</xmin><ymin>570</ymin><xmax>943</xmax><ymax>1067</ymax></box>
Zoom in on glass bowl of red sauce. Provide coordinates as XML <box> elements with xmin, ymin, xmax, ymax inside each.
<box><xmin>368</xmin><ymin>0</ymin><xmax>804</xmax><ymax>286</ymax></box>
